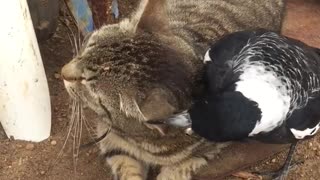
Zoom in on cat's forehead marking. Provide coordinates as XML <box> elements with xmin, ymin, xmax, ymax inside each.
<box><xmin>203</xmin><ymin>48</ymin><xmax>211</xmax><ymax>63</ymax></box>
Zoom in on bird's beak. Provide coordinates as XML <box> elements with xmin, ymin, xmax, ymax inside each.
<box><xmin>145</xmin><ymin>111</ymin><xmax>192</xmax><ymax>128</ymax></box>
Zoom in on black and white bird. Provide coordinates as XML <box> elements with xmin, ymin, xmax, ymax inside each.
<box><xmin>147</xmin><ymin>29</ymin><xmax>320</xmax><ymax>179</ymax></box>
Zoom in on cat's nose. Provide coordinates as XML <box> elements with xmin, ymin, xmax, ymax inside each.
<box><xmin>61</xmin><ymin>61</ymin><xmax>84</xmax><ymax>82</ymax></box>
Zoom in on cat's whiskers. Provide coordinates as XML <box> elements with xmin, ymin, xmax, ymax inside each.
<box><xmin>82</xmin><ymin>112</ymin><xmax>97</xmax><ymax>140</ymax></box>
<box><xmin>77</xmin><ymin>102</ymin><xmax>84</xmax><ymax>167</ymax></box>
<box><xmin>66</xmin><ymin>32</ymin><xmax>76</xmax><ymax>57</ymax></box>
<box><xmin>71</xmin><ymin>100</ymin><xmax>83</xmax><ymax>173</ymax></box>
<box><xmin>77</xmin><ymin>24</ymin><xmax>81</xmax><ymax>56</ymax></box>
<box><xmin>46</xmin><ymin>100</ymin><xmax>78</xmax><ymax>174</ymax></box>
<box><xmin>60</xmin><ymin>100</ymin><xmax>78</xmax><ymax>158</ymax></box>
<box><xmin>71</xmin><ymin>102</ymin><xmax>77</xmax><ymax>172</ymax></box>
<box><xmin>60</xmin><ymin>0</ymin><xmax>83</xmax><ymax>57</ymax></box>
<box><xmin>59</xmin><ymin>18</ymin><xmax>79</xmax><ymax>57</ymax></box>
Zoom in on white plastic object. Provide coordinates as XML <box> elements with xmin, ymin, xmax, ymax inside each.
<box><xmin>0</xmin><ymin>0</ymin><xmax>51</xmax><ymax>142</ymax></box>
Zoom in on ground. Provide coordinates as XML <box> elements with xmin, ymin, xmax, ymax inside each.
<box><xmin>0</xmin><ymin>0</ymin><xmax>320</xmax><ymax>179</ymax></box>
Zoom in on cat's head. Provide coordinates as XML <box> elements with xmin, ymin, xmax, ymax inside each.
<box><xmin>61</xmin><ymin>0</ymin><xmax>196</xmax><ymax>127</ymax></box>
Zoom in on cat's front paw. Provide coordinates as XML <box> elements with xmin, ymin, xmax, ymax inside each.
<box><xmin>106</xmin><ymin>155</ymin><xmax>148</xmax><ymax>180</ymax></box>
<box><xmin>156</xmin><ymin>168</ymin><xmax>192</xmax><ymax>180</ymax></box>
<box><xmin>157</xmin><ymin>157</ymin><xmax>208</xmax><ymax>180</ymax></box>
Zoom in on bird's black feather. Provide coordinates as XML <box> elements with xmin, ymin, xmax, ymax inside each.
<box><xmin>191</xmin><ymin>91</ymin><xmax>261</xmax><ymax>142</ymax></box>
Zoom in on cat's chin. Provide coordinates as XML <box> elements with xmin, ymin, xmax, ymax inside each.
<box><xmin>63</xmin><ymin>80</ymin><xmax>78</xmax><ymax>99</ymax></box>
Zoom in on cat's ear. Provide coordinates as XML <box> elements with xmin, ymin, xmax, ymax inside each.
<box><xmin>120</xmin><ymin>0</ymin><xmax>169</xmax><ymax>34</ymax></box>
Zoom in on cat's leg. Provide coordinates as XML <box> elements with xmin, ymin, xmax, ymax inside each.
<box><xmin>156</xmin><ymin>142</ymin><xmax>230</xmax><ymax>180</ymax></box>
<box><xmin>156</xmin><ymin>157</ymin><xmax>208</xmax><ymax>180</ymax></box>
<box><xmin>106</xmin><ymin>154</ymin><xmax>149</xmax><ymax>180</ymax></box>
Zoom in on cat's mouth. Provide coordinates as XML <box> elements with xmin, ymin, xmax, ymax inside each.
<box><xmin>61</xmin><ymin>60</ymin><xmax>100</xmax><ymax>106</ymax></box>
<box><xmin>63</xmin><ymin>80</ymin><xmax>81</xmax><ymax>99</ymax></box>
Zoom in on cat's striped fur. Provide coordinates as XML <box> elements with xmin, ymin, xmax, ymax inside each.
<box><xmin>61</xmin><ymin>0</ymin><xmax>286</xmax><ymax>179</ymax></box>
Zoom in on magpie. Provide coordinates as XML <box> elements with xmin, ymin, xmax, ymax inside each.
<box><xmin>147</xmin><ymin>29</ymin><xmax>320</xmax><ymax>179</ymax></box>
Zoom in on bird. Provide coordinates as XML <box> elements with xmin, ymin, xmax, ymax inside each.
<box><xmin>146</xmin><ymin>29</ymin><xmax>320</xmax><ymax>179</ymax></box>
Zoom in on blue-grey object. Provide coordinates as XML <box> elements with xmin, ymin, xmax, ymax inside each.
<box><xmin>68</xmin><ymin>0</ymin><xmax>94</xmax><ymax>34</ymax></box>
<box><xmin>112</xmin><ymin>0</ymin><xmax>119</xmax><ymax>19</ymax></box>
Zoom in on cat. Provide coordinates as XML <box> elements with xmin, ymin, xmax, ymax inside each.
<box><xmin>61</xmin><ymin>0</ymin><xmax>286</xmax><ymax>179</ymax></box>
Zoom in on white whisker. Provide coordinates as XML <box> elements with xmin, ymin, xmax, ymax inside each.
<box><xmin>72</xmin><ymin>101</ymin><xmax>81</xmax><ymax>173</ymax></box>
<box><xmin>47</xmin><ymin>100</ymin><xmax>78</xmax><ymax>173</ymax></box>
<box><xmin>78</xmin><ymin>24</ymin><xmax>81</xmax><ymax>54</ymax></box>
<box><xmin>66</xmin><ymin>32</ymin><xmax>76</xmax><ymax>58</ymax></box>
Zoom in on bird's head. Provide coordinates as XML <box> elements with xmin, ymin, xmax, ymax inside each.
<box><xmin>145</xmin><ymin>96</ymin><xmax>211</xmax><ymax>136</ymax></box>
<box><xmin>145</xmin><ymin>110</ymin><xmax>194</xmax><ymax>135</ymax></box>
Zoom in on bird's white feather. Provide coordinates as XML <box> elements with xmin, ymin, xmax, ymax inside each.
<box><xmin>235</xmin><ymin>61</ymin><xmax>291</xmax><ymax>136</ymax></box>
<box><xmin>203</xmin><ymin>48</ymin><xmax>211</xmax><ymax>63</ymax></box>
<box><xmin>290</xmin><ymin>123</ymin><xmax>320</xmax><ymax>139</ymax></box>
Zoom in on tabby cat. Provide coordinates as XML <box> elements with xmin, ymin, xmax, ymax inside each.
<box><xmin>61</xmin><ymin>0</ymin><xmax>286</xmax><ymax>179</ymax></box>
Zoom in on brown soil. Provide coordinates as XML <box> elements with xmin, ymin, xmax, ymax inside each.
<box><xmin>0</xmin><ymin>0</ymin><xmax>320</xmax><ymax>180</ymax></box>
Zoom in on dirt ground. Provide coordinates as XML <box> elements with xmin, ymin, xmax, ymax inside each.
<box><xmin>0</xmin><ymin>0</ymin><xmax>320</xmax><ymax>180</ymax></box>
